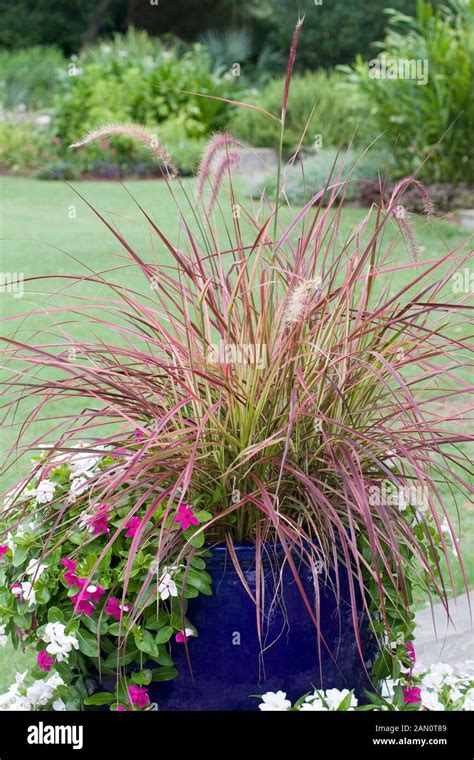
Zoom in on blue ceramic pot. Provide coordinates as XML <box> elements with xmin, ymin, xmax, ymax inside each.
<box><xmin>146</xmin><ymin>543</ymin><xmax>376</xmax><ymax>711</ymax></box>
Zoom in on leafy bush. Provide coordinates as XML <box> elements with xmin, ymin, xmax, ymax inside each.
<box><xmin>0</xmin><ymin>46</ymin><xmax>64</xmax><ymax>109</ymax></box>
<box><xmin>248</xmin><ymin>147</ymin><xmax>395</xmax><ymax>205</ymax></box>
<box><xmin>349</xmin><ymin>0</ymin><xmax>474</xmax><ymax>183</ymax></box>
<box><xmin>53</xmin><ymin>30</ymin><xmax>238</xmax><ymax>171</ymax></box>
<box><xmin>231</xmin><ymin>71</ymin><xmax>364</xmax><ymax>153</ymax></box>
<box><xmin>250</xmin><ymin>0</ymin><xmax>419</xmax><ymax>71</ymax></box>
<box><xmin>0</xmin><ymin>122</ymin><xmax>56</xmax><ymax>173</ymax></box>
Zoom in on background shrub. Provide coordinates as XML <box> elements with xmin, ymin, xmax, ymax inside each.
<box><xmin>0</xmin><ymin>46</ymin><xmax>64</xmax><ymax>109</ymax></box>
<box><xmin>231</xmin><ymin>71</ymin><xmax>365</xmax><ymax>153</ymax></box>
<box><xmin>52</xmin><ymin>30</ymin><xmax>238</xmax><ymax>173</ymax></box>
<box><xmin>350</xmin><ymin>0</ymin><xmax>474</xmax><ymax>183</ymax></box>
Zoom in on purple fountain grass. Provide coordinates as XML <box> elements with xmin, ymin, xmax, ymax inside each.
<box><xmin>70</xmin><ymin>122</ymin><xmax>178</xmax><ymax>176</ymax></box>
<box><xmin>0</xmin><ymin>18</ymin><xmax>472</xmax><ymax>671</ymax></box>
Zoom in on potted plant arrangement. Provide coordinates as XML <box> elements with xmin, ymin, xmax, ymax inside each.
<box><xmin>0</xmin><ymin>23</ymin><xmax>472</xmax><ymax>711</ymax></box>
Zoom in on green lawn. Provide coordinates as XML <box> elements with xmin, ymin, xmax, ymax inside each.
<box><xmin>0</xmin><ymin>176</ymin><xmax>472</xmax><ymax>689</ymax></box>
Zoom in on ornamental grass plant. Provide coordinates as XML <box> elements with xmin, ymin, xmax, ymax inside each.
<box><xmin>0</xmin><ymin>21</ymin><xmax>472</xmax><ymax>709</ymax></box>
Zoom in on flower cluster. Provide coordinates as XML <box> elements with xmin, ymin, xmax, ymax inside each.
<box><xmin>0</xmin><ymin>670</ymin><xmax>67</xmax><ymax>711</ymax></box>
<box><xmin>259</xmin><ymin>661</ymin><xmax>474</xmax><ymax>712</ymax></box>
<box><xmin>258</xmin><ymin>688</ymin><xmax>358</xmax><ymax>712</ymax></box>
<box><xmin>0</xmin><ymin>445</ymin><xmax>212</xmax><ymax>710</ymax></box>
<box><xmin>380</xmin><ymin>660</ymin><xmax>474</xmax><ymax>711</ymax></box>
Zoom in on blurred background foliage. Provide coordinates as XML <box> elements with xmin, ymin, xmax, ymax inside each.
<box><xmin>0</xmin><ymin>0</ymin><xmax>471</xmax><ymax>198</ymax></box>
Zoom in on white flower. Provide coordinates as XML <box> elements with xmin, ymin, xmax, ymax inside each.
<box><xmin>52</xmin><ymin>698</ymin><xmax>66</xmax><ymax>711</ymax></box>
<box><xmin>42</xmin><ymin>623</ymin><xmax>78</xmax><ymax>662</ymax></box>
<box><xmin>324</xmin><ymin>688</ymin><xmax>358</xmax><ymax>710</ymax></box>
<box><xmin>12</xmin><ymin>582</ymin><xmax>36</xmax><ymax>607</ymax></box>
<box><xmin>27</xmin><ymin>680</ymin><xmax>54</xmax><ymax>707</ymax></box>
<box><xmin>422</xmin><ymin>663</ymin><xmax>453</xmax><ymax>691</ymax></box>
<box><xmin>69</xmin><ymin>451</ymin><xmax>100</xmax><ymax>477</ymax></box>
<box><xmin>0</xmin><ymin>626</ymin><xmax>7</xmax><ymax>647</ymax></box>
<box><xmin>25</xmin><ymin>558</ymin><xmax>48</xmax><ymax>580</ymax></box>
<box><xmin>420</xmin><ymin>689</ymin><xmax>444</xmax><ymax>711</ymax></box>
<box><xmin>258</xmin><ymin>691</ymin><xmax>292</xmax><ymax>711</ymax></box>
<box><xmin>462</xmin><ymin>689</ymin><xmax>474</xmax><ymax>711</ymax></box>
<box><xmin>300</xmin><ymin>696</ymin><xmax>326</xmax><ymax>711</ymax></box>
<box><xmin>46</xmin><ymin>673</ymin><xmax>64</xmax><ymax>690</ymax></box>
<box><xmin>34</xmin><ymin>479</ymin><xmax>56</xmax><ymax>504</ymax></box>
<box><xmin>158</xmin><ymin>572</ymin><xmax>178</xmax><ymax>601</ymax></box>
<box><xmin>68</xmin><ymin>476</ymin><xmax>89</xmax><ymax>502</ymax></box>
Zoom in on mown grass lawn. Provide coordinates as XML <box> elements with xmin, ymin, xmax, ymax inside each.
<box><xmin>0</xmin><ymin>175</ymin><xmax>472</xmax><ymax>689</ymax></box>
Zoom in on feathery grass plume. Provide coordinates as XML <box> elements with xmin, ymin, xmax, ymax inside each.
<box><xmin>281</xmin><ymin>18</ymin><xmax>304</xmax><ymax>126</ymax></box>
<box><xmin>389</xmin><ymin>177</ymin><xmax>435</xmax><ymax>219</ymax></box>
<box><xmin>70</xmin><ymin>122</ymin><xmax>178</xmax><ymax>176</ymax></box>
<box><xmin>206</xmin><ymin>151</ymin><xmax>240</xmax><ymax>214</ymax></box>
<box><xmin>284</xmin><ymin>276</ymin><xmax>322</xmax><ymax>325</ymax></box>
<box><xmin>392</xmin><ymin>204</ymin><xmax>419</xmax><ymax>261</ymax></box>
<box><xmin>195</xmin><ymin>132</ymin><xmax>238</xmax><ymax>202</ymax></box>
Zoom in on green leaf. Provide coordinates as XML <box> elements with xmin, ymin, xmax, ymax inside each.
<box><xmin>84</xmin><ymin>692</ymin><xmax>115</xmax><ymax>706</ymax></box>
<box><xmin>76</xmin><ymin>628</ymin><xmax>99</xmax><ymax>658</ymax></box>
<box><xmin>155</xmin><ymin>626</ymin><xmax>173</xmax><ymax>645</ymax></box>
<box><xmin>12</xmin><ymin>545</ymin><xmax>28</xmax><ymax>568</ymax></box>
<box><xmin>47</xmin><ymin>606</ymin><xmax>65</xmax><ymax>624</ymax></box>
<box><xmin>135</xmin><ymin>628</ymin><xmax>159</xmax><ymax>658</ymax></box>
<box><xmin>151</xmin><ymin>666</ymin><xmax>178</xmax><ymax>682</ymax></box>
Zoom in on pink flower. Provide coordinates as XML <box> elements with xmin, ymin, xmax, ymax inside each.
<box><xmin>134</xmin><ymin>429</ymin><xmax>145</xmax><ymax>442</ymax></box>
<box><xmin>88</xmin><ymin>504</ymin><xmax>110</xmax><ymax>535</ymax></box>
<box><xmin>105</xmin><ymin>596</ymin><xmax>130</xmax><ymax>621</ymax></box>
<box><xmin>71</xmin><ymin>583</ymin><xmax>106</xmax><ymax>615</ymax></box>
<box><xmin>406</xmin><ymin>643</ymin><xmax>416</xmax><ymax>665</ymax></box>
<box><xmin>175</xmin><ymin>628</ymin><xmax>194</xmax><ymax>643</ymax></box>
<box><xmin>37</xmin><ymin>650</ymin><xmax>54</xmax><ymax>671</ymax></box>
<box><xmin>128</xmin><ymin>684</ymin><xmax>150</xmax><ymax>709</ymax></box>
<box><xmin>62</xmin><ymin>557</ymin><xmax>80</xmax><ymax>587</ymax></box>
<box><xmin>116</xmin><ymin>705</ymin><xmax>127</xmax><ymax>711</ymax></box>
<box><xmin>125</xmin><ymin>516</ymin><xmax>140</xmax><ymax>538</ymax></box>
<box><xmin>403</xmin><ymin>686</ymin><xmax>421</xmax><ymax>704</ymax></box>
<box><xmin>174</xmin><ymin>503</ymin><xmax>199</xmax><ymax>531</ymax></box>
<box><xmin>0</xmin><ymin>545</ymin><xmax>9</xmax><ymax>559</ymax></box>
<box><xmin>11</xmin><ymin>583</ymin><xmax>22</xmax><ymax>599</ymax></box>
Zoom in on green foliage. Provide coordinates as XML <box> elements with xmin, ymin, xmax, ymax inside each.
<box><xmin>53</xmin><ymin>30</ymin><xmax>237</xmax><ymax>171</ymax></box>
<box><xmin>0</xmin><ymin>122</ymin><xmax>55</xmax><ymax>173</ymax></box>
<box><xmin>231</xmin><ymin>71</ymin><xmax>364</xmax><ymax>153</ymax></box>
<box><xmin>0</xmin><ymin>451</ymin><xmax>213</xmax><ymax>709</ymax></box>
<box><xmin>250</xmin><ymin>0</ymin><xmax>420</xmax><ymax>71</ymax></box>
<box><xmin>0</xmin><ymin>46</ymin><xmax>65</xmax><ymax>109</ymax></box>
<box><xmin>0</xmin><ymin>0</ymin><xmax>118</xmax><ymax>54</ymax></box>
<box><xmin>349</xmin><ymin>0</ymin><xmax>474</xmax><ymax>183</ymax></box>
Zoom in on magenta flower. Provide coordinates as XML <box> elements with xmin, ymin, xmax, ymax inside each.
<box><xmin>175</xmin><ymin>628</ymin><xmax>194</xmax><ymax>643</ymax></box>
<box><xmin>105</xmin><ymin>596</ymin><xmax>130</xmax><ymax>621</ymax></box>
<box><xmin>128</xmin><ymin>684</ymin><xmax>150</xmax><ymax>709</ymax></box>
<box><xmin>116</xmin><ymin>705</ymin><xmax>127</xmax><ymax>711</ymax></box>
<box><xmin>125</xmin><ymin>516</ymin><xmax>140</xmax><ymax>538</ymax></box>
<box><xmin>406</xmin><ymin>643</ymin><xmax>416</xmax><ymax>665</ymax></box>
<box><xmin>174</xmin><ymin>503</ymin><xmax>199</xmax><ymax>531</ymax></box>
<box><xmin>403</xmin><ymin>686</ymin><xmax>421</xmax><ymax>704</ymax></box>
<box><xmin>134</xmin><ymin>429</ymin><xmax>145</xmax><ymax>442</ymax></box>
<box><xmin>0</xmin><ymin>545</ymin><xmax>9</xmax><ymax>559</ymax></box>
<box><xmin>62</xmin><ymin>557</ymin><xmax>80</xmax><ymax>587</ymax></box>
<box><xmin>37</xmin><ymin>650</ymin><xmax>54</xmax><ymax>671</ymax></box>
<box><xmin>71</xmin><ymin>583</ymin><xmax>106</xmax><ymax>615</ymax></box>
<box><xmin>89</xmin><ymin>504</ymin><xmax>110</xmax><ymax>535</ymax></box>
